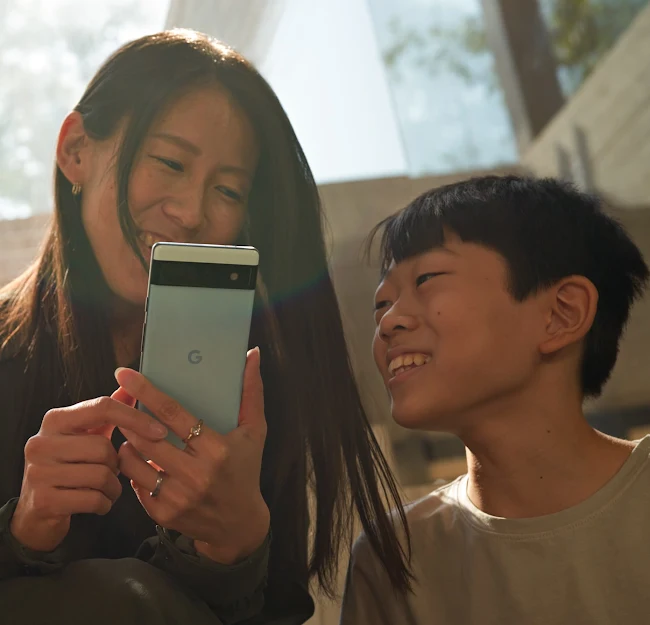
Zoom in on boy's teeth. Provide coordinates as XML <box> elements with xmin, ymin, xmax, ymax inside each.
<box><xmin>388</xmin><ymin>353</ymin><xmax>431</xmax><ymax>375</ymax></box>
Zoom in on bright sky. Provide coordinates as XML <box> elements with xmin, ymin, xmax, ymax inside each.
<box><xmin>0</xmin><ymin>0</ymin><xmax>516</xmax><ymax>218</ymax></box>
<box><xmin>259</xmin><ymin>0</ymin><xmax>516</xmax><ymax>182</ymax></box>
<box><xmin>259</xmin><ymin>0</ymin><xmax>409</xmax><ymax>183</ymax></box>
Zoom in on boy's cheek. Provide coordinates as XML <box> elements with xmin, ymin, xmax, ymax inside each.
<box><xmin>372</xmin><ymin>344</ymin><xmax>386</xmax><ymax>375</ymax></box>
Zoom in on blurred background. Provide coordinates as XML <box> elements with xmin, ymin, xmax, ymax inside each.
<box><xmin>1</xmin><ymin>0</ymin><xmax>649</xmax><ymax>620</ymax></box>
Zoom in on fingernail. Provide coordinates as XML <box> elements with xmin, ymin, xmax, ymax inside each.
<box><xmin>115</xmin><ymin>366</ymin><xmax>139</xmax><ymax>384</ymax></box>
<box><xmin>254</xmin><ymin>346</ymin><xmax>261</xmax><ymax>367</ymax></box>
<box><xmin>149</xmin><ymin>422</ymin><xmax>168</xmax><ymax>438</ymax></box>
<box><xmin>114</xmin><ymin>367</ymin><xmax>128</xmax><ymax>385</ymax></box>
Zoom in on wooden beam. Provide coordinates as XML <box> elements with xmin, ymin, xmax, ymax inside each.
<box><xmin>481</xmin><ymin>0</ymin><xmax>565</xmax><ymax>154</ymax></box>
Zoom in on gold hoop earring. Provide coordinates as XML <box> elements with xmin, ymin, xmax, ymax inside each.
<box><xmin>71</xmin><ymin>182</ymin><xmax>82</xmax><ymax>196</ymax></box>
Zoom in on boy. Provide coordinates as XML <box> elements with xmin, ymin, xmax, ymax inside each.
<box><xmin>341</xmin><ymin>175</ymin><xmax>650</xmax><ymax>625</ymax></box>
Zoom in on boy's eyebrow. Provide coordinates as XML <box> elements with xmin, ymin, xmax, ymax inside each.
<box><xmin>381</xmin><ymin>246</ymin><xmax>459</xmax><ymax>280</ymax></box>
<box><xmin>429</xmin><ymin>245</ymin><xmax>459</xmax><ymax>257</ymax></box>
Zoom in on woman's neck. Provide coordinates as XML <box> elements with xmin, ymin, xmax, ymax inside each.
<box><xmin>110</xmin><ymin>297</ymin><xmax>145</xmax><ymax>368</ymax></box>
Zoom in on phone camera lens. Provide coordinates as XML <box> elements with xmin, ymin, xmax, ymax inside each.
<box><xmin>230</xmin><ymin>272</ymin><xmax>239</xmax><ymax>281</ymax></box>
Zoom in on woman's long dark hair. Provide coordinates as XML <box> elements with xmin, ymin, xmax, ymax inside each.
<box><xmin>0</xmin><ymin>30</ymin><xmax>410</xmax><ymax>594</ymax></box>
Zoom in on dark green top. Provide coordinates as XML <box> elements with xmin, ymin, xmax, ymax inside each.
<box><xmin>0</xmin><ymin>349</ymin><xmax>314</xmax><ymax>624</ymax></box>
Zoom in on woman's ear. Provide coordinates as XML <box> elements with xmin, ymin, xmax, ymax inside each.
<box><xmin>539</xmin><ymin>276</ymin><xmax>598</xmax><ymax>355</ymax></box>
<box><xmin>56</xmin><ymin>112</ymin><xmax>91</xmax><ymax>187</ymax></box>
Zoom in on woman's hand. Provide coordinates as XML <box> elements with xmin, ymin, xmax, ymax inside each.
<box><xmin>11</xmin><ymin>394</ymin><xmax>169</xmax><ymax>552</ymax></box>
<box><xmin>116</xmin><ymin>347</ymin><xmax>269</xmax><ymax>565</ymax></box>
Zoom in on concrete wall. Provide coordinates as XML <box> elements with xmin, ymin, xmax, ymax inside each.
<box><xmin>587</xmin><ymin>207</ymin><xmax>650</xmax><ymax>411</ymax></box>
<box><xmin>522</xmin><ymin>3</ymin><xmax>650</xmax><ymax>207</ymax></box>
<box><xmin>521</xmin><ymin>3</ymin><xmax>650</xmax><ymax>410</ymax></box>
<box><xmin>0</xmin><ymin>213</ymin><xmax>50</xmax><ymax>286</ymax></box>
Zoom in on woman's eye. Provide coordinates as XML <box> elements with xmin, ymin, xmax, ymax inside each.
<box><xmin>153</xmin><ymin>156</ymin><xmax>184</xmax><ymax>172</ymax></box>
<box><xmin>416</xmin><ymin>272</ymin><xmax>445</xmax><ymax>287</ymax></box>
<box><xmin>216</xmin><ymin>186</ymin><xmax>243</xmax><ymax>202</ymax></box>
<box><xmin>374</xmin><ymin>300</ymin><xmax>390</xmax><ymax>312</ymax></box>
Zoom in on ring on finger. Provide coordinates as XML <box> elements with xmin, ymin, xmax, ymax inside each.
<box><xmin>150</xmin><ymin>470</ymin><xmax>165</xmax><ymax>498</ymax></box>
<box><xmin>183</xmin><ymin>419</ymin><xmax>204</xmax><ymax>446</ymax></box>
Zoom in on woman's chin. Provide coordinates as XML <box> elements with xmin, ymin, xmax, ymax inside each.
<box><xmin>108</xmin><ymin>279</ymin><xmax>148</xmax><ymax>311</ymax></box>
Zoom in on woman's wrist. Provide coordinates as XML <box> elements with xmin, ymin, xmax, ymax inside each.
<box><xmin>195</xmin><ymin>507</ymin><xmax>270</xmax><ymax>565</ymax></box>
<box><xmin>9</xmin><ymin>505</ymin><xmax>67</xmax><ymax>553</ymax></box>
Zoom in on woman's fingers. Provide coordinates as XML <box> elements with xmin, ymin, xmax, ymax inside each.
<box><xmin>40</xmin><ymin>396</ymin><xmax>168</xmax><ymax>440</ymax></box>
<box><xmin>118</xmin><ymin>441</ymin><xmax>160</xmax><ymax>493</ymax></box>
<box><xmin>24</xmin><ymin>434</ymin><xmax>120</xmax><ymax>474</ymax></box>
<box><xmin>118</xmin><ymin>428</ymin><xmax>198</xmax><ymax>483</ymax></box>
<box><xmin>230</xmin><ymin>347</ymin><xmax>266</xmax><ymax>444</ymax></box>
<box><xmin>114</xmin><ymin>368</ymin><xmax>199</xmax><ymax>442</ymax></box>
<box><xmin>31</xmin><ymin>487</ymin><xmax>115</xmax><ymax>518</ymax></box>
<box><xmin>111</xmin><ymin>386</ymin><xmax>135</xmax><ymax>407</ymax></box>
<box><xmin>27</xmin><ymin>463</ymin><xmax>123</xmax><ymax>502</ymax></box>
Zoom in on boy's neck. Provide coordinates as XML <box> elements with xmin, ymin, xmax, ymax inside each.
<box><xmin>460</xmin><ymin>388</ymin><xmax>635</xmax><ymax>519</ymax></box>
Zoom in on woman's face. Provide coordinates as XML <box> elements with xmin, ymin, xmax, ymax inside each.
<box><xmin>61</xmin><ymin>87</ymin><xmax>259</xmax><ymax>307</ymax></box>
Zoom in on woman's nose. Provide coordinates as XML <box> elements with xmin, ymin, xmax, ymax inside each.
<box><xmin>162</xmin><ymin>190</ymin><xmax>205</xmax><ymax>232</ymax></box>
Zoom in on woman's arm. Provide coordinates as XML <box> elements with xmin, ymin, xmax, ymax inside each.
<box><xmin>0</xmin><ymin>498</ymin><xmax>68</xmax><ymax>580</ymax></box>
<box><xmin>138</xmin><ymin>527</ymin><xmax>271</xmax><ymax>624</ymax></box>
<box><xmin>138</xmin><ymin>528</ymin><xmax>315</xmax><ymax>625</ymax></box>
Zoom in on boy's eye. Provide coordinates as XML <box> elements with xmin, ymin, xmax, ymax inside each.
<box><xmin>416</xmin><ymin>272</ymin><xmax>446</xmax><ymax>287</ymax></box>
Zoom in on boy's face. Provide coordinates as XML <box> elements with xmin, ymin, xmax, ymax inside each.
<box><xmin>373</xmin><ymin>236</ymin><xmax>546</xmax><ymax>434</ymax></box>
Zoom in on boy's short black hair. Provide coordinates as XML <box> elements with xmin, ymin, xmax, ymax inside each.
<box><xmin>371</xmin><ymin>175</ymin><xmax>649</xmax><ymax>397</ymax></box>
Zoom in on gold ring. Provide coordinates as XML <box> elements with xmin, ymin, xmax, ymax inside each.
<box><xmin>150</xmin><ymin>471</ymin><xmax>165</xmax><ymax>498</ymax></box>
<box><xmin>183</xmin><ymin>419</ymin><xmax>204</xmax><ymax>445</ymax></box>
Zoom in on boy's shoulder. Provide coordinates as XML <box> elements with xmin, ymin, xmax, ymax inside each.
<box><xmin>403</xmin><ymin>476</ymin><xmax>465</xmax><ymax>525</ymax></box>
<box><xmin>352</xmin><ymin>475</ymin><xmax>467</xmax><ymax>564</ymax></box>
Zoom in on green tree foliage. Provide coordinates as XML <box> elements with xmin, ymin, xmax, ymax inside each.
<box><xmin>384</xmin><ymin>0</ymin><xmax>648</xmax><ymax>94</ymax></box>
<box><xmin>0</xmin><ymin>0</ymin><xmax>166</xmax><ymax>218</ymax></box>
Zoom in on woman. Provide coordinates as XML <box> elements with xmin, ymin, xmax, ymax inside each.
<box><xmin>0</xmin><ymin>30</ymin><xmax>410</xmax><ymax>624</ymax></box>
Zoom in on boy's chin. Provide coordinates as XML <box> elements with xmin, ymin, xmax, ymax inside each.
<box><xmin>390</xmin><ymin>399</ymin><xmax>454</xmax><ymax>432</ymax></box>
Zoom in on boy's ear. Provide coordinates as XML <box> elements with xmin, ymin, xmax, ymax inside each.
<box><xmin>539</xmin><ymin>276</ymin><xmax>598</xmax><ymax>356</ymax></box>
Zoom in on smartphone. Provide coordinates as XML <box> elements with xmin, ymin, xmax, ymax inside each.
<box><xmin>139</xmin><ymin>242</ymin><xmax>259</xmax><ymax>447</ymax></box>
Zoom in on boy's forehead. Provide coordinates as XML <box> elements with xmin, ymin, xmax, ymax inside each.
<box><xmin>377</xmin><ymin>241</ymin><xmax>512</xmax><ymax>291</ymax></box>
<box><xmin>378</xmin><ymin>244</ymin><xmax>460</xmax><ymax>284</ymax></box>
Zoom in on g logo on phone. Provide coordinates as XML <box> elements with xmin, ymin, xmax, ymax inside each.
<box><xmin>188</xmin><ymin>350</ymin><xmax>203</xmax><ymax>365</ymax></box>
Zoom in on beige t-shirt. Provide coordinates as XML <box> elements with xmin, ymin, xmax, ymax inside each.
<box><xmin>341</xmin><ymin>436</ymin><xmax>650</xmax><ymax>625</ymax></box>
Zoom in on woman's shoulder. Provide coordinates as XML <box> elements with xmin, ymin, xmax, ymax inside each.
<box><xmin>0</xmin><ymin>340</ymin><xmax>29</xmax><ymax>389</ymax></box>
<box><xmin>0</xmin><ymin>308</ymin><xmax>25</xmax><ymax>365</ymax></box>
<box><xmin>0</xmin><ymin>294</ymin><xmax>33</xmax><ymax>380</ymax></box>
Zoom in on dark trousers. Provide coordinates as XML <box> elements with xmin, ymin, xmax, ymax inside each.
<box><xmin>0</xmin><ymin>558</ymin><xmax>221</xmax><ymax>624</ymax></box>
